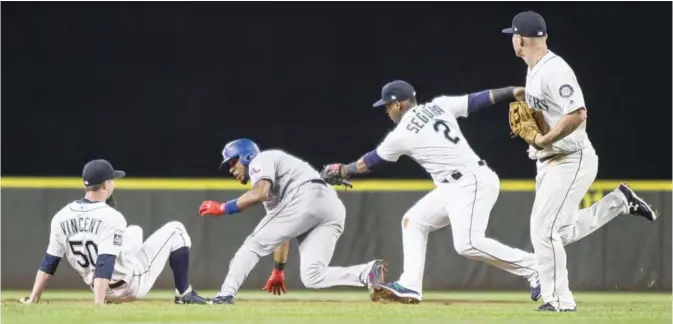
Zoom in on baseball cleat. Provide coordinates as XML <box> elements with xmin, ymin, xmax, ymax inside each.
<box><xmin>366</xmin><ymin>259</ymin><xmax>388</xmax><ymax>301</ymax></box>
<box><xmin>537</xmin><ymin>302</ymin><xmax>577</xmax><ymax>312</ymax></box>
<box><xmin>174</xmin><ymin>289</ymin><xmax>211</xmax><ymax>305</ymax></box>
<box><xmin>371</xmin><ymin>282</ymin><xmax>421</xmax><ymax>304</ymax></box>
<box><xmin>211</xmin><ymin>295</ymin><xmax>235</xmax><ymax>305</ymax></box>
<box><xmin>619</xmin><ymin>184</ymin><xmax>658</xmax><ymax>221</ymax></box>
<box><xmin>529</xmin><ymin>275</ymin><xmax>541</xmax><ymax>302</ymax></box>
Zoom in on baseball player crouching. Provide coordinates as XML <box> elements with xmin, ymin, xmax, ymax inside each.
<box><xmin>20</xmin><ymin>159</ymin><xmax>210</xmax><ymax>305</ymax></box>
<box><xmin>503</xmin><ymin>11</ymin><xmax>659</xmax><ymax>312</ymax></box>
<box><xmin>198</xmin><ymin>139</ymin><xmax>386</xmax><ymax>304</ymax></box>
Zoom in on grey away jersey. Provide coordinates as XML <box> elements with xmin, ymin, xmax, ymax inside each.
<box><xmin>247</xmin><ymin>150</ymin><xmax>322</xmax><ymax>212</ymax></box>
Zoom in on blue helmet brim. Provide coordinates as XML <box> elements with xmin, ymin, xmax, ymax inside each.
<box><xmin>219</xmin><ymin>156</ymin><xmax>238</xmax><ymax>169</ymax></box>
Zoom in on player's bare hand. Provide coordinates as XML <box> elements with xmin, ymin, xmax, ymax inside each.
<box><xmin>262</xmin><ymin>269</ymin><xmax>287</xmax><ymax>296</ymax></box>
<box><xmin>19</xmin><ymin>296</ymin><xmax>35</xmax><ymax>304</ymax></box>
<box><xmin>513</xmin><ymin>87</ymin><xmax>526</xmax><ymax>101</ymax></box>
<box><xmin>199</xmin><ymin>200</ymin><xmax>225</xmax><ymax>216</ymax></box>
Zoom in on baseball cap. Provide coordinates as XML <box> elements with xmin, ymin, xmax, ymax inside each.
<box><xmin>501</xmin><ymin>11</ymin><xmax>547</xmax><ymax>38</ymax></box>
<box><xmin>82</xmin><ymin>159</ymin><xmax>125</xmax><ymax>186</ymax></box>
<box><xmin>372</xmin><ymin>80</ymin><xmax>416</xmax><ymax>107</ymax></box>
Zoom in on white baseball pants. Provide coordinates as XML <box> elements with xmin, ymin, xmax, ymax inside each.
<box><xmin>532</xmin><ymin>148</ymin><xmax>628</xmax><ymax>309</ymax></box>
<box><xmin>106</xmin><ymin>221</ymin><xmax>192</xmax><ymax>302</ymax></box>
<box><xmin>396</xmin><ymin>164</ymin><xmax>538</xmax><ymax>299</ymax></box>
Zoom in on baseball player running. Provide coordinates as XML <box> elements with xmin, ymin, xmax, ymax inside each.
<box><xmin>321</xmin><ymin>80</ymin><xmax>542</xmax><ymax>304</ymax></box>
<box><xmin>502</xmin><ymin>11</ymin><xmax>658</xmax><ymax>312</ymax></box>
<box><xmin>20</xmin><ymin>159</ymin><xmax>209</xmax><ymax>305</ymax></box>
<box><xmin>198</xmin><ymin>139</ymin><xmax>386</xmax><ymax>305</ymax></box>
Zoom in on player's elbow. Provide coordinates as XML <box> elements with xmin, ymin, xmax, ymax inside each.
<box><xmin>94</xmin><ymin>254</ymin><xmax>117</xmax><ymax>280</ymax></box>
<box><xmin>250</xmin><ymin>179</ymin><xmax>272</xmax><ymax>202</ymax></box>
<box><xmin>568</xmin><ymin>107</ymin><xmax>587</xmax><ymax>122</ymax></box>
<box><xmin>576</xmin><ymin>108</ymin><xmax>587</xmax><ymax>121</ymax></box>
<box><xmin>38</xmin><ymin>253</ymin><xmax>61</xmax><ymax>275</ymax></box>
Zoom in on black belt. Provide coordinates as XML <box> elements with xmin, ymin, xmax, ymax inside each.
<box><xmin>91</xmin><ymin>280</ymin><xmax>126</xmax><ymax>290</ymax></box>
<box><xmin>539</xmin><ymin>153</ymin><xmax>571</xmax><ymax>163</ymax></box>
<box><xmin>442</xmin><ymin>160</ymin><xmax>486</xmax><ymax>183</ymax></box>
<box><xmin>109</xmin><ymin>280</ymin><xmax>126</xmax><ymax>289</ymax></box>
<box><xmin>309</xmin><ymin>179</ymin><xmax>328</xmax><ymax>186</ymax></box>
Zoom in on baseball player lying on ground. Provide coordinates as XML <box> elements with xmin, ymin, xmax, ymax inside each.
<box><xmin>20</xmin><ymin>159</ymin><xmax>210</xmax><ymax>305</ymax></box>
<box><xmin>322</xmin><ymin>80</ymin><xmax>541</xmax><ymax>304</ymax></box>
<box><xmin>198</xmin><ymin>139</ymin><xmax>386</xmax><ymax>305</ymax></box>
<box><xmin>503</xmin><ymin>11</ymin><xmax>658</xmax><ymax>312</ymax></box>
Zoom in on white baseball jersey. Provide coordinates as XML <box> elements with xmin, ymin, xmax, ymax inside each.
<box><xmin>376</xmin><ymin>96</ymin><xmax>482</xmax><ymax>185</ymax></box>
<box><xmin>524</xmin><ymin>50</ymin><xmax>594</xmax><ymax>160</ymax></box>
<box><xmin>247</xmin><ymin>150</ymin><xmax>322</xmax><ymax>213</ymax></box>
<box><xmin>46</xmin><ymin>200</ymin><xmax>134</xmax><ymax>286</ymax></box>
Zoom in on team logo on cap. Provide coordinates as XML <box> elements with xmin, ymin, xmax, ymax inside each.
<box><xmin>559</xmin><ymin>84</ymin><xmax>574</xmax><ymax>99</ymax></box>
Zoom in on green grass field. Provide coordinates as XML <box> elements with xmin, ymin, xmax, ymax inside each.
<box><xmin>2</xmin><ymin>290</ymin><xmax>670</xmax><ymax>324</ymax></box>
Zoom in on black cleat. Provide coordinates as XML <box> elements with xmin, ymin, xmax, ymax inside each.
<box><xmin>212</xmin><ymin>295</ymin><xmax>235</xmax><ymax>305</ymax></box>
<box><xmin>174</xmin><ymin>289</ymin><xmax>211</xmax><ymax>305</ymax></box>
<box><xmin>619</xmin><ymin>184</ymin><xmax>658</xmax><ymax>221</ymax></box>
<box><xmin>537</xmin><ymin>302</ymin><xmax>577</xmax><ymax>312</ymax></box>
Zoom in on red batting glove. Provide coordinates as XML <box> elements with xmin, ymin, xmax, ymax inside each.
<box><xmin>199</xmin><ymin>200</ymin><xmax>225</xmax><ymax>216</ymax></box>
<box><xmin>262</xmin><ymin>269</ymin><xmax>286</xmax><ymax>296</ymax></box>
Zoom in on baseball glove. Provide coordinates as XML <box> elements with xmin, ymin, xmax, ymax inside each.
<box><xmin>508</xmin><ymin>101</ymin><xmax>550</xmax><ymax>150</ymax></box>
<box><xmin>320</xmin><ymin>164</ymin><xmax>353</xmax><ymax>189</ymax></box>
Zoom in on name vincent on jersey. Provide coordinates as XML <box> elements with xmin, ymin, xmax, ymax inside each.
<box><xmin>60</xmin><ymin>217</ymin><xmax>103</xmax><ymax>236</ymax></box>
<box><xmin>406</xmin><ymin>104</ymin><xmax>446</xmax><ymax>133</ymax></box>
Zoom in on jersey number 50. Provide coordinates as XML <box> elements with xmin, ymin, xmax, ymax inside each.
<box><xmin>68</xmin><ymin>240</ymin><xmax>99</xmax><ymax>268</ymax></box>
<box><xmin>433</xmin><ymin>120</ymin><xmax>460</xmax><ymax>144</ymax></box>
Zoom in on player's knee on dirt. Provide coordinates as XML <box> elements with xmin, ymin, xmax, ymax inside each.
<box><xmin>300</xmin><ymin>262</ymin><xmax>327</xmax><ymax>288</ymax></box>
<box><xmin>163</xmin><ymin>221</ymin><xmax>192</xmax><ymax>249</ymax></box>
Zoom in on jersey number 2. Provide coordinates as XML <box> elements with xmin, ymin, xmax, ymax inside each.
<box><xmin>69</xmin><ymin>240</ymin><xmax>99</xmax><ymax>268</ymax></box>
<box><xmin>433</xmin><ymin>120</ymin><xmax>460</xmax><ymax>144</ymax></box>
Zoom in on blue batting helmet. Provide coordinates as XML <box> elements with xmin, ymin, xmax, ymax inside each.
<box><xmin>219</xmin><ymin>138</ymin><xmax>260</xmax><ymax>168</ymax></box>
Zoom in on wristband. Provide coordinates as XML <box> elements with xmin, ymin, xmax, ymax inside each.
<box><xmin>491</xmin><ymin>86</ymin><xmax>515</xmax><ymax>103</ymax></box>
<box><xmin>343</xmin><ymin>163</ymin><xmax>357</xmax><ymax>177</ymax></box>
<box><xmin>274</xmin><ymin>262</ymin><xmax>286</xmax><ymax>271</ymax></box>
<box><xmin>224</xmin><ymin>200</ymin><xmax>240</xmax><ymax>215</ymax></box>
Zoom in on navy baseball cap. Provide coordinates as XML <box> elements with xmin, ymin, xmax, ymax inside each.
<box><xmin>82</xmin><ymin>159</ymin><xmax>125</xmax><ymax>186</ymax></box>
<box><xmin>501</xmin><ymin>11</ymin><xmax>547</xmax><ymax>38</ymax></box>
<box><xmin>372</xmin><ymin>80</ymin><xmax>416</xmax><ymax>107</ymax></box>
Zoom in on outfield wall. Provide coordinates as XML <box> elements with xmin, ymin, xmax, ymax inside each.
<box><xmin>1</xmin><ymin>178</ymin><xmax>670</xmax><ymax>291</ymax></box>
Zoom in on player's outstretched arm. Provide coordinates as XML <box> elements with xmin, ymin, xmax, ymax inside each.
<box><xmin>21</xmin><ymin>270</ymin><xmax>53</xmax><ymax>304</ymax></box>
<box><xmin>263</xmin><ymin>240</ymin><xmax>289</xmax><ymax>295</ymax></box>
<box><xmin>343</xmin><ymin>156</ymin><xmax>372</xmax><ymax>177</ymax></box>
<box><xmin>199</xmin><ymin>179</ymin><xmax>272</xmax><ymax>217</ymax></box>
<box><xmin>321</xmin><ymin>150</ymin><xmax>385</xmax><ymax>186</ymax></box>
<box><xmin>21</xmin><ymin>252</ymin><xmax>62</xmax><ymax>304</ymax></box>
<box><xmin>463</xmin><ymin>86</ymin><xmax>525</xmax><ymax>115</ymax></box>
<box><xmin>533</xmin><ymin>108</ymin><xmax>587</xmax><ymax>148</ymax></box>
